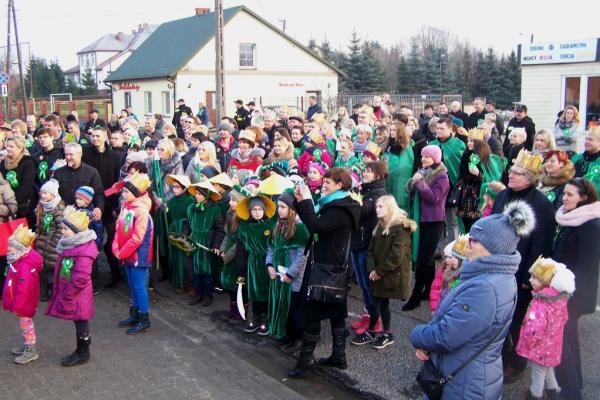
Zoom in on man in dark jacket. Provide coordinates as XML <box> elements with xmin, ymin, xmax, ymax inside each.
<box><xmin>486</xmin><ymin>99</ymin><xmax>505</xmax><ymax>137</ymax></box>
<box><xmin>233</xmin><ymin>100</ymin><xmax>249</xmax><ymax>130</ymax></box>
<box><xmin>306</xmin><ymin>95</ymin><xmax>322</xmax><ymax>120</ymax></box>
<box><xmin>449</xmin><ymin>100</ymin><xmax>469</xmax><ymax>128</ymax></box>
<box><xmin>467</xmin><ymin>97</ymin><xmax>487</xmax><ymax>130</ymax></box>
<box><xmin>215</xmin><ymin>121</ymin><xmax>238</xmax><ymax>172</ymax></box>
<box><xmin>491</xmin><ymin>157</ymin><xmax>555</xmax><ymax>380</ymax></box>
<box><xmin>84</xmin><ymin>109</ymin><xmax>106</xmax><ymax>134</ymax></box>
<box><xmin>33</xmin><ymin>127</ymin><xmax>64</xmax><ymax>187</ymax></box>
<box><xmin>503</xmin><ymin>104</ymin><xmax>536</xmax><ymax>151</ymax></box>
<box><xmin>83</xmin><ymin>127</ymin><xmax>123</xmax><ymax>288</ymax></box>
<box><xmin>172</xmin><ymin>99</ymin><xmax>193</xmax><ymax>130</ymax></box>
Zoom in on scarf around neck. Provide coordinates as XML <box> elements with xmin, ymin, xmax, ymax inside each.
<box><xmin>4</xmin><ymin>152</ymin><xmax>24</xmax><ymax>171</ymax></box>
<box><xmin>7</xmin><ymin>240</ymin><xmax>31</xmax><ymax>264</ymax></box>
<box><xmin>56</xmin><ymin>230</ymin><xmax>97</xmax><ymax>253</ymax></box>
<box><xmin>555</xmin><ymin>201</ymin><xmax>600</xmax><ymax>227</ymax></box>
<box><xmin>315</xmin><ymin>190</ymin><xmax>350</xmax><ymax>213</ymax></box>
<box><xmin>41</xmin><ymin>195</ymin><xmax>62</xmax><ymax>212</ymax></box>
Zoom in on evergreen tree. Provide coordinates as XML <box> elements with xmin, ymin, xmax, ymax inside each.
<box><xmin>360</xmin><ymin>40</ymin><xmax>386</xmax><ymax>92</ymax></box>
<box><xmin>307</xmin><ymin>39</ymin><xmax>317</xmax><ymax>51</ymax></box>
<box><xmin>340</xmin><ymin>31</ymin><xmax>364</xmax><ymax>93</ymax></box>
<box><xmin>471</xmin><ymin>50</ymin><xmax>488</xmax><ymax>98</ymax></box>
<box><xmin>396</xmin><ymin>55</ymin><xmax>410</xmax><ymax>93</ymax></box>
<box><xmin>506</xmin><ymin>50</ymin><xmax>521</xmax><ymax>106</ymax></box>
<box><xmin>81</xmin><ymin>66</ymin><xmax>98</xmax><ymax>95</ymax></box>
<box><xmin>405</xmin><ymin>39</ymin><xmax>425</xmax><ymax>93</ymax></box>
<box><xmin>320</xmin><ymin>39</ymin><xmax>334</xmax><ymax>63</ymax></box>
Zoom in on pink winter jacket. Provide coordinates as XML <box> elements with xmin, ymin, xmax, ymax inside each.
<box><xmin>516</xmin><ymin>286</ymin><xmax>569</xmax><ymax>366</ymax></box>
<box><xmin>429</xmin><ymin>267</ymin><xmax>444</xmax><ymax>311</ymax></box>
<box><xmin>2</xmin><ymin>250</ymin><xmax>43</xmax><ymax>318</ymax></box>
<box><xmin>46</xmin><ymin>240</ymin><xmax>98</xmax><ymax>321</ymax></box>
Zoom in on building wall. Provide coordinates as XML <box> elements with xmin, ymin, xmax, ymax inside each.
<box><xmin>522</xmin><ymin>61</ymin><xmax>600</xmax><ymax>130</ymax></box>
<box><xmin>111</xmin><ymin>79</ymin><xmax>174</xmax><ymax>118</ymax></box>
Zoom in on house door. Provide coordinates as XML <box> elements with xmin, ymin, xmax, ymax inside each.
<box><xmin>206</xmin><ymin>91</ymin><xmax>217</xmax><ymax>127</ymax></box>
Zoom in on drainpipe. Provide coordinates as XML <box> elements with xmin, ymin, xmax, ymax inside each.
<box><xmin>105</xmin><ymin>81</ymin><xmax>114</xmax><ymax>114</ymax></box>
<box><xmin>167</xmin><ymin>76</ymin><xmax>176</xmax><ymax>117</ymax></box>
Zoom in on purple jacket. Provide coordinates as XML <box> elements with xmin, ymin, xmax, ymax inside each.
<box><xmin>46</xmin><ymin>240</ymin><xmax>98</xmax><ymax>321</ymax></box>
<box><xmin>414</xmin><ymin>165</ymin><xmax>449</xmax><ymax>222</ymax></box>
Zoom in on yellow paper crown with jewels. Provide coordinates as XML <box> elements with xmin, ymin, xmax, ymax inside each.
<box><xmin>125</xmin><ymin>172</ymin><xmax>151</xmax><ymax>196</ymax></box>
<box><xmin>9</xmin><ymin>224</ymin><xmax>36</xmax><ymax>247</ymax></box>
<box><xmin>529</xmin><ymin>256</ymin><xmax>559</xmax><ymax>286</ymax></box>
<box><xmin>363</xmin><ymin>142</ymin><xmax>381</xmax><ymax>160</ymax></box>
<box><xmin>452</xmin><ymin>234</ymin><xmax>470</xmax><ymax>260</ymax></box>
<box><xmin>513</xmin><ymin>149</ymin><xmax>544</xmax><ymax>176</ymax></box>
<box><xmin>468</xmin><ymin>128</ymin><xmax>485</xmax><ymax>142</ymax></box>
<box><xmin>63</xmin><ymin>206</ymin><xmax>90</xmax><ymax>233</ymax></box>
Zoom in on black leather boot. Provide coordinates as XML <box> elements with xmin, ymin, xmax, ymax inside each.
<box><xmin>126</xmin><ymin>312</ymin><xmax>151</xmax><ymax>335</ymax></box>
<box><xmin>118</xmin><ymin>307</ymin><xmax>139</xmax><ymax>328</ymax></box>
<box><xmin>319</xmin><ymin>327</ymin><xmax>347</xmax><ymax>369</ymax></box>
<box><xmin>61</xmin><ymin>336</ymin><xmax>91</xmax><ymax>367</ymax></box>
<box><xmin>287</xmin><ymin>332</ymin><xmax>319</xmax><ymax>378</ymax></box>
<box><xmin>42</xmin><ymin>283</ymin><xmax>53</xmax><ymax>302</ymax></box>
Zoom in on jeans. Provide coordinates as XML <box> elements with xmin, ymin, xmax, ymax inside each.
<box><xmin>125</xmin><ymin>265</ymin><xmax>150</xmax><ymax>313</ymax></box>
<box><xmin>445</xmin><ymin>206</ymin><xmax>459</xmax><ymax>247</ymax></box>
<box><xmin>103</xmin><ymin>210</ymin><xmax>120</xmax><ymax>283</ymax></box>
<box><xmin>351</xmin><ymin>249</ymin><xmax>372</xmax><ymax>310</ymax></box>
<box><xmin>194</xmin><ymin>273</ymin><xmax>213</xmax><ymax>298</ymax></box>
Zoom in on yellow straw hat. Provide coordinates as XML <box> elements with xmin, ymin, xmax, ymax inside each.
<box><xmin>187</xmin><ymin>180</ymin><xmax>222</xmax><ymax>201</ymax></box>
<box><xmin>209</xmin><ymin>172</ymin><xmax>234</xmax><ymax>189</ymax></box>
<box><xmin>258</xmin><ymin>174</ymin><xmax>294</xmax><ymax>195</ymax></box>
<box><xmin>235</xmin><ymin>195</ymin><xmax>276</xmax><ymax>220</ymax></box>
<box><xmin>166</xmin><ymin>174</ymin><xmax>192</xmax><ymax>189</ymax></box>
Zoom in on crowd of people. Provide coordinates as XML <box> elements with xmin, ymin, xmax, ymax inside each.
<box><xmin>0</xmin><ymin>95</ymin><xmax>598</xmax><ymax>400</ymax></box>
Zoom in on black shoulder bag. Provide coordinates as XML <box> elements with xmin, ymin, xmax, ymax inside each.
<box><xmin>416</xmin><ymin>325</ymin><xmax>506</xmax><ymax>400</ymax></box>
<box><xmin>306</xmin><ymin>235</ymin><xmax>351</xmax><ymax>304</ymax></box>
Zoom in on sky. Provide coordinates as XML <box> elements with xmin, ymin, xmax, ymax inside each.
<box><xmin>4</xmin><ymin>0</ymin><xmax>600</xmax><ymax>69</ymax></box>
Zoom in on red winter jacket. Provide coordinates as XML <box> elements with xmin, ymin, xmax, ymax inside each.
<box><xmin>429</xmin><ymin>267</ymin><xmax>444</xmax><ymax>312</ymax></box>
<box><xmin>2</xmin><ymin>250</ymin><xmax>43</xmax><ymax>318</ymax></box>
<box><xmin>113</xmin><ymin>196</ymin><xmax>154</xmax><ymax>267</ymax></box>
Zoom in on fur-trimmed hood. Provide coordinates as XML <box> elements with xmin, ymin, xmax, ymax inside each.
<box><xmin>231</xmin><ymin>147</ymin><xmax>265</xmax><ymax>162</ymax></box>
<box><xmin>408</xmin><ymin>162</ymin><xmax>448</xmax><ymax>189</ymax></box>
<box><xmin>373</xmin><ymin>213</ymin><xmax>417</xmax><ymax>235</ymax></box>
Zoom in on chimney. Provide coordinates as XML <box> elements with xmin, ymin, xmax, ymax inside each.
<box><xmin>195</xmin><ymin>7</ymin><xmax>210</xmax><ymax>16</ymax></box>
<box><xmin>116</xmin><ymin>32</ymin><xmax>124</xmax><ymax>41</ymax></box>
<box><xmin>143</xmin><ymin>22</ymin><xmax>149</xmax><ymax>30</ymax></box>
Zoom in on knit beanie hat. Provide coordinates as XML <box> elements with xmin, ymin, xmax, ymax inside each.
<box><xmin>469</xmin><ymin>201</ymin><xmax>535</xmax><ymax>255</ymax></box>
<box><xmin>75</xmin><ymin>186</ymin><xmax>94</xmax><ymax>205</ymax></box>
<box><xmin>218</xmin><ymin>121</ymin><xmax>232</xmax><ymax>133</ymax></box>
<box><xmin>421</xmin><ymin>145</ymin><xmax>442</xmax><ymax>164</ymax></box>
<box><xmin>308</xmin><ymin>162</ymin><xmax>326</xmax><ymax>177</ymax></box>
<box><xmin>278</xmin><ymin>190</ymin><xmax>295</xmax><ymax>210</ymax></box>
<box><xmin>40</xmin><ymin>179</ymin><xmax>60</xmax><ymax>198</ymax></box>
<box><xmin>249</xmin><ymin>197</ymin><xmax>266</xmax><ymax>211</ymax></box>
<box><xmin>229</xmin><ymin>186</ymin><xmax>244</xmax><ymax>202</ymax></box>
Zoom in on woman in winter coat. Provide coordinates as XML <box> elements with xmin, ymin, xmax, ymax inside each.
<box><xmin>351</xmin><ymin>195</ymin><xmax>416</xmax><ymax>349</ymax></box>
<box><xmin>350</xmin><ymin>161</ymin><xmax>387</xmax><ymax>335</ymax></box>
<box><xmin>264</xmin><ymin>137</ymin><xmax>298</xmax><ymax>171</ymax></box>
<box><xmin>403</xmin><ymin>145</ymin><xmax>450</xmax><ymax>311</ymax></box>
<box><xmin>227</xmin><ymin>130</ymin><xmax>264</xmax><ymax>174</ymax></box>
<box><xmin>0</xmin><ymin>172</ymin><xmax>17</xmax><ymax>222</ymax></box>
<box><xmin>0</xmin><ymin>135</ymin><xmax>36</xmax><ymax>226</ymax></box>
<box><xmin>553</xmin><ymin>178</ymin><xmax>600</xmax><ymax>400</ymax></box>
<box><xmin>516</xmin><ymin>258</ymin><xmax>575</xmax><ymax>400</ymax></box>
<box><xmin>383</xmin><ymin>121</ymin><xmax>414</xmax><ymax>212</ymax></box>
<box><xmin>553</xmin><ymin>105</ymin><xmax>580</xmax><ymax>150</ymax></box>
<box><xmin>288</xmin><ymin>167</ymin><xmax>360</xmax><ymax>378</ymax></box>
<box><xmin>215</xmin><ymin>121</ymin><xmax>238</xmax><ymax>172</ymax></box>
<box><xmin>147</xmin><ymin>139</ymin><xmax>184</xmax><ymax>281</ymax></box>
<box><xmin>3</xmin><ymin>225</ymin><xmax>42</xmax><ymax>364</ymax></box>
<box><xmin>411</xmin><ymin>201</ymin><xmax>535</xmax><ymax>399</ymax></box>
<box><xmin>538</xmin><ymin>150</ymin><xmax>575</xmax><ymax>211</ymax></box>
<box><xmin>185</xmin><ymin>140</ymin><xmax>221</xmax><ymax>184</ymax></box>
<box><xmin>46</xmin><ymin>207</ymin><xmax>98</xmax><ymax>367</ymax></box>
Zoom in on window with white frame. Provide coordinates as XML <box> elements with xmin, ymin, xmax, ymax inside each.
<box><xmin>162</xmin><ymin>91</ymin><xmax>171</xmax><ymax>115</ymax></box>
<box><xmin>239</xmin><ymin>43</ymin><xmax>256</xmax><ymax>68</ymax></box>
<box><xmin>144</xmin><ymin>91</ymin><xmax>153</xmax><ymax>114</ymax></box>
<box><xmin>124</xmin><ymin>92</ymin><xmax>132</xmax><ymax>108</ymax></box>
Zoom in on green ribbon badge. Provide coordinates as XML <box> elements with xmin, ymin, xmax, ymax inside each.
<box><xmin>25</xmin><ymin>139</ymin><xmax>34</xmax><ymax>148</ymax></box>
<box><xmin>546</xmin><ymin>191</ymin><xmax>556</xmax><ymax>203</ymax></box>
<box><xmin>6</xmin><ymin>170</ymin><xmax>18</xmax><ymax>189</ymax></box>
<box><xmin>294</xmin><ymin>147</ymin><xmax>301</xmax><ymax>158</ymax></box>
<box><xmin>585</xmin><ymin>166</ymin><xmax>600</xmax><ymax>180</ymax></box>
<box><xmin>469</xmin><ymin>153</ymin><xmax>481</xmax><ymax>170</ymax></box>
<box><xmin>80</xmin><ymin>138</ymin><xmax>88</xmax><ymax>145</ymax></box>
<box><xmin>123</xmin><ymin>211</ymin><xmax>134</xmax><ymax>234</ymax></box>
<box><xmin>38</xmin><ymin>161</ymin><xmax>48</xmax><ymax>180</ymax></box>
<box><xmin>313</xmin><ymin>148</ymin><xmax>323</xmax><ymax>161</ymax></box>
<box><xmin>195</xmin><ymin>202</ymin><xmax>205</xmax><ymax>211</ymax></box>
<box><xmin>60</xmin><ymin>257</ymin><xmax>74</xmax><ymax>282</ymax></box>
<box><xmin>42</xmin><ymin>213</ymin><xmax>54</xmax><ymax>232</ymax></box>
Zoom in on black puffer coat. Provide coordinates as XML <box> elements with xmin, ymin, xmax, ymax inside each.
<box><xmin>351</xmin><ymin>179</ymin><xmax>387</xmax><ymax>250</ymax></box>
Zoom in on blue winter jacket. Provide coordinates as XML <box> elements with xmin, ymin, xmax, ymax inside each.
<box><xmin>410</xmin><ymin>253</ymin><xmax>519</xmax><ymax>399</ymax></box>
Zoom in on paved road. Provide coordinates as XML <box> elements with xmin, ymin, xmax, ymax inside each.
<box><xmin>0</xmin><ymin>277</ymin><xmax>360</xmax><ymax>400</ymax></box>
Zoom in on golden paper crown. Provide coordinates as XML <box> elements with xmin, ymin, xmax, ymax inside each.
<box><xmin>452</xmin><ymin>234</ymin><xmax>470</xmax><ymax>259</ymax></box>
<box><xmin>63</xmin><ymin>206</ymin><xmax>90</xmax><ymax>233</ymax></box>
<box><xmin>166</xmin><ymin>174</ymin><xmax>192</xmax><ymax>189</ymax></box>
<box><xmin>364</xmin><ymin>142</ymin><xmax>381</xmax><ymax>159</ymax></box>
<box><xmin>311</xmin><ymin>112</ymin><xmax>326</xmax><ymax>127</ymax></box>
<box><xmin>468</xmin><ymin>128</ymin><xmax>485</xmax><ymax>142</ymax></box>
<box><xmin>513</xmin><ymin>149</ymin><xmax>544</xmax><ymax>176</ymax></box>
<box><xmin>528</xmin><ymin>256</ymin><xmax>558</xmax><ymax>286</ymax></box>
<box><xmin>127</xmin><ymin>172</ymin><xmax>151</xmax><ymax>194</ymax></box>
<box><xmin>9</xmin><ymin>224</ymin><xmax>36</xmax><ymax>247</ymax></box>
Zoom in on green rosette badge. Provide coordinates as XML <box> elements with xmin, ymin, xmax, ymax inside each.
<box><xmin>6</xmin><ymin>170</ymin><xmax>18</xmax><ymax>189</ymax></box>
<box><xmin>468</xmin><ymin>153</ymin><xmax>481</xmax><ymax>170</ymax></box>
<box><xmin>60</xmin><ymin>257</ymin><xmax>74</xmax><ymax>282</ymax></box>
<box><xmin>38</xmin><ymin>161</ymin><xmax>49</xmax><ymax>180</ymax></box>
<box><xmin>123</xmin><ymin>211</ymin><xmax>134</xmax><ymax>234</ymax></box>
<box><xmin>546</xmin><ymin>191</ymin><xmax>556</xmax><ymax>203</ymax></box>
<box><xmin>42</xmin><ymin>213</ymin><xmax>54</xmax><ymax>232</ymax></box>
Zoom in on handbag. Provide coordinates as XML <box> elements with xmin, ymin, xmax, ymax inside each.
<box><xmin>445</xmin><ymin>180</ymin><xmax>464</xmax><ymax>207</ymax></box>
<box><xmin>416</xmin><ymin>325</ymin><xmax>506</xmax><ymax>399</ymax></box>
<box><xmin>0</xmin><ymin>216</ymin><xmax>28</xmax><ymax>256</ymax></box>
<box><xmin>306</xmin><ymin>235</ymin><xmax>351</xmax><ymax>304</ymax></box>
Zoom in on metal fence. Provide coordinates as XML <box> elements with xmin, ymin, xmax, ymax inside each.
<box><xmin>8</xmin><ymin>98</ymin><xmax>112</xmax><ymax>122</ymax></box>
<box><xmin>337</xmin><ymin>93</ymin><xmax>463</xmax><ymax>115</ymax></box>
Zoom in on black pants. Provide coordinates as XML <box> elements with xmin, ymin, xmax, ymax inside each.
<box><xmin>74</xmin><ymin>320</ymin><xmax>90</xmax><ymax>339</ymax></box>
<box><xmin>286</xmin><ymin>291</ymin><xmax>304</xmax><ymax>341</ymax></box>
<box><xmin>368</xmin><ymin>296</ymin><xmax>390</xmax><ymax>331</ymax></box>
<box><xmin>556</xmin><ymin>312</ymin><xmax>583</xmax><ymax>400</ymax></box>
<box><xmin>251</xmin><ymin>301</ymin><xmax>268</xmax><ymax>321</ymax></box>
<box><xmin>102</xmin><ymin>210</ymin><xmax>120</xmax><ymax>283</ymax></box>
<box><xmin>462</xmin><ymin>217</ymin><xmax>477</xmax><ymax>234</ymax></box>
<box><xmin>304</xmin><ymin>315</ymin><xmax>345</xmax><ymax>337</ymax></box>
<box><xmin>502</xmin><ymin>299</ymin><xmax>529</xmax><ymax>370</ymax></box>
<box><xmin>410</xmin><ymin>221</ymin><xmax>444</xmax><ymax>301</ymax></box>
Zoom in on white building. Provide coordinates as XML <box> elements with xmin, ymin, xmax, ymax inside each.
<box><xmin>65</xmin><ymin>23</ymin><xmax>157</xmax><ymax>90</ymax></box>
<box><xmin>520</xmin><ymin>38</ymin><xmax>600</xmax><ymax>131</ymax></box>
<box><xmin>105</xmin><ymin>6</ymin><xmax>343</xmax><ymax>125</ymax></box>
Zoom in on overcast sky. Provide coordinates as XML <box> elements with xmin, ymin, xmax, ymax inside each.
<box><xmin>6</xmin><ymin>0</ymin><xmax>600</xmax><ymax>68</ymax></box>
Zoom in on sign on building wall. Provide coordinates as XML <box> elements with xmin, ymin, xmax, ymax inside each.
<box><xmin>520</xmin><ymin>39</ymin><xmax>599</xmax><ymax>65</ymax></box>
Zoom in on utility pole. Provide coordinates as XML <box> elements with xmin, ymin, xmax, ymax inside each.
<box><xmin>11</xmin><ymin>0</ymin><xmax>27</xmax><ymax>119</ymax></box>
<box><xmin>5</xmin><ymin>0</ymin><xmax>12</xmax><ymax>119</ymax></box>
<box><xmin>215</xmin><ymin>0</ymin><xmax>225</xmax><ymax>122</ymax></box>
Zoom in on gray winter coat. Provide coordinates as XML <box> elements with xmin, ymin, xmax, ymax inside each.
<box><xmin>410</xmin><ymin>253</ymin><xmax>519</xmax><ymax>399</ymax></box>
<box><xmin>265</xmin><ymin>245</ymin><xmax>306</xmax><ymax>292</ymax></box>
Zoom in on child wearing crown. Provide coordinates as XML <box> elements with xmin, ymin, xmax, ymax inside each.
<box><xmin>2</xmin><ymin>225</ymin><xmax>43</xmax><ymax>364</ymax></box>
<box><xmin>516</xmin><ymin>257</ymin><xmax>575</xmax><ymax>400</ymax></box>
<box><xmin>113</xmin><ymin>172</ymin><xmax>154</xmax><ymax>335</ymax></box>
<box><xmin>46</xmin><ymin>206</ymin><xmax>98</xmax><ymax>367</ymax></box>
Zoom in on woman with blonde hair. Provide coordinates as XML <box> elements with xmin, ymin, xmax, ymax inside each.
<box><xmin>554</xmin><ymin>105</ymin><xmax>580</xmax><ymax>148</ymax></box>
<box><xmin>351</xmin><ymin>195</ymin><xmax>416</xmax><ymax>348</ymax></box>
<box><xmin>11</xmin><ymin>119</ymin><xmax>27</xmax><ymax>137</ymax></box>
<box><xmin>185</xmin><ymin>140</ymin><xmax>221</xmax><ymax>183</ymax></box>
<box><xmin>162</xmin><ymin>123</ymin><xmax>177</xmax><ymax>139</ymax></box>
<box><xmin>534</xmin><ymin>129</ymin><xmax>557</xmax><ymax>156</ymax></box>
<box><xmin>0</xmin><ymin>135</ymin><xmax>36</xmax><ymax>225</ymax></box>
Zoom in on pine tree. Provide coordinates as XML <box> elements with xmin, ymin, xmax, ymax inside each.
<box><xmin>360</xmin><ymin>41</ymin><xmax>386</xmax><ymax>92</ymax></box>
<box><xmin>340</xmin><ymin>31</ymin><xmax>364</xmax><ymax>93</ymax></box>
<box><xmin>320</xmin><ymin>39</ymin><xmax>334</xmax><ymax>63</ymax></box>
<box><xmin>471</xmin><ymin>50</ymin><xmax>488</xmax><ymax>98</ymax></box>
<box><xmin>81</xmin><ymin>66</ymin><xmax>98</xmax><ymax>95</ymax></box>
<box><xmin>307</xmin><ymin>39</ymin><xmax>317</xmax><ymax>51</ymax></box>
<box><xmin>396</xmin><ymin>55</ymin><xmax>410</xmax><ymax>93</ymax></box>
<box><xmin>405</xmin><ymin>39</ymin><xmax>425</xmax><ymax>93</ymax></box>
<box><xmin>506</xmin><ymin>50</ymin><xmax>521</xmax><ymax>106</ymax></box>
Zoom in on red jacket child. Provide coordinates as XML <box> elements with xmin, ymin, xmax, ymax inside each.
<box><xmin>3</xmin><ymin>250</ymin><xmax>43</xmax><ymax>318</ymax></box>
